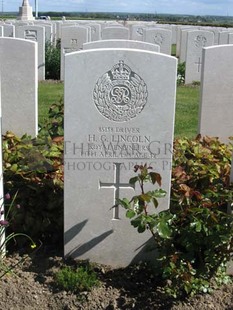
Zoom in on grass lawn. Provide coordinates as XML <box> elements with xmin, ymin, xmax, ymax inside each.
<box><xmin>38</xmin><ymin>81</ymin><xmax>200</xmax><ymax>138</ymax></box>
<box><xmin>175</xmin><ymin>85</ymin><xmax>200</xmax><ymax>138</ymax></box>
<box><xmin>38</xmin><ymin>81</ymin><xmax>64</xmax><ymax>126</ymax></box>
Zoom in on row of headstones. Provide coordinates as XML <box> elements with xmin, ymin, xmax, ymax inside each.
<box><xmin>0</xmin><ymin>35</ymin><xmax>233</xmax><ymax>266</ymax></box>
<box><xmin>3</xmin><ymin>19</ymin><xmax>233</xmax><ymax>83</ymax></box>
<box><xmin>177</xmin><ymin>26</ymin><xmax>233</xmax><ymax>84</ymax></box>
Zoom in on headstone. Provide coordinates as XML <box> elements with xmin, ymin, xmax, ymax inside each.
<box><xmin>83</xmin><ymin>39</ymin><xmax>160</xmax><ymax>52</ymax></box>
<box><xmin>143</xmin><ymin>28</ymin><xmax>172</xmax><ymax>55</ymax></box>
<box><xmin>3</xmin><ymin>24</ymin><xmax>15</xmax><ymax>37</ymax></box>
<box><xmin>17</xmin><ymin>0</ymin><xmax>34</xmax><ymax>21</ymax></box>
<box><xmin>15</xmin><ymin>25</ymin><xmax>45</xmax><ymax>80</ymax></box>
<box><xmin>185</xmin><ymin>30</ymin><xmax>214</xmax><ymax>84</ymax></box>
<box><xmin>87</xmin><ymin>23</ymin><xmax>101</xmax><ymax>41</ymax></box>
<box><xmin>218</xmin><ymin>31</ymin><xmax>230</xmax><ymax>45</ymax></box>
<box><xmin>176</xmin><ymin>25</ymin><xmax>193</xmax><ymax>58</ymax></box>
<box><xmin>64</xmin><ymin>48</ymin><xmax>177</xmax><ymax>267</ymax></box>
<box><xmin>229</xmin><ymin>33</ymin><xmax>233</xmax><ymax>44</ymax></box>
<box><xmin>60</xmin><ymin>26</ymin><xmax>89</xmax><ymax>80</ymax></box>
<box><xmin>199</xmin><ymin>45</ymin><xmax>233</xmax><ymax>143</ymax></box>
<box><xmin>0</xmin><ymin>38</ymin><xmax>38</xmax><ymax>137</ymax></box>
<box><xmin>35</xmin><ymin>22</ymin><xmax>53</xmax><ymax>43</ymax></box>
<box><xmin>179</xmin><ymin>27</ymin><xmax>199</xmax><ymax>63</ymax></box>
<box><xmin>130</xmin><ymin>24</ymin><xmax>145</xmax><ymax>41</ymax></box>
<box><xmin>102</xmin><ymin>27</ymin><xmax>129</xmax><ymax>40</ymax></box>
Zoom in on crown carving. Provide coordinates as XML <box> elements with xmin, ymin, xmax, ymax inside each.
<box><xmin>111</xmin><ymin>60</ymin><xmax>131</xmax><ymax>80</ymax></box>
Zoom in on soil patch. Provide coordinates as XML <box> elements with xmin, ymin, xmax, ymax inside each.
<box><xmin>0</xmin><ymin>248</ymin><xmax>232</xmax><ymax>310</ymax></box>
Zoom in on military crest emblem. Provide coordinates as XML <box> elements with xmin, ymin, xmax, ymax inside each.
<box><xmin>93</xmin><ymin>60</ymin><xmax>148</xmax><ymax>122</ymax></box>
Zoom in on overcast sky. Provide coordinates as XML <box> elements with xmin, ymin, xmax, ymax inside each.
<box><xmin>5</xmin><ymin>0</ymin><xmax>233</xmax><ymax>16</ymax></box>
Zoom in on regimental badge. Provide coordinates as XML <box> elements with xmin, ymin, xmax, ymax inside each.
<box><xmin>154</xmin><ymin>33</ymin><xmax>164</xmax><ymax>46</ymax></box>
<box><xmin>93</xmin><ymin>60</ymin><xmax>148</xmax><ymax>122</ymax></box>
<box><xmin>194</xmin><ymin>35</ymin><xmax>207</xmax><ymax>48</ymax></box>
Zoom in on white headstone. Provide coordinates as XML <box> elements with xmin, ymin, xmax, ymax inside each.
<box><xmin>143</xmin><ymin>28</ymin><xmax>172</xmax><ymax>55</ymax></box>
<box><xmin>60</xmin><ymin>26</ymin><xmax>89</xmax><ymax>80</ymax></box>
<box><xmin>15</xmin><ymin>25</ymin><xmax>45</xmax><ymax>80</ymax></box>
<box><xmin>83</xmin><ymin>39</ymin><xmax>160</xmax><ymax>52</ymax></box>
<box><xmin>0</xmin><ymin>38</ymin><xmax>38</xmax><ymax>137</ymax></box>
<box><xmin>64</xmin><ymin>48</ymin><xmax>177</xmax><ymax>266</ymax></box>
<box><xmin>130</xmin><ymin>24</ymin><xmax>145</xmax><ymax>41</ymax></box>
<box><xmin>3</xmin><ymin>24</ymin><xmax>15</xmax><ymax>37</ymax></box>
<box><xmin>185</xmin><ymin>30</ymin><xmax>214</xmax><ymax>84</ymax></box>
<box><xmin>88</xmin><ymin>24</ymin><xmax>101</xmax><ymax>41</ymax></box>
<box><xmin>102</xmin><ymin>27</ymin><xmax>129</xmax><ymax>40</ymax></box>
<box><xmin>199</xmin><ymin>45</ymin><xmax>233</xmax><ymax>143</ymax></box>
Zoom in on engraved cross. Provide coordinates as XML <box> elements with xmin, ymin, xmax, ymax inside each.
<box><xmin>99</xmin><ymin>163</ymin><xmax>135</xmax><ymax>220</ymax></box>
<box><xmin>195</xmin><ymin>57</ymin><xmax>202</xmax><ymax>73</ymax></box>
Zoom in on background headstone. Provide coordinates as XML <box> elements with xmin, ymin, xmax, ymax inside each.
<box><xmin>0</xmin><ymin>38</ymin><xmax>38</xmax><ymax>137</ymax></box>
<box><xmin>143</xmin><ymin>28</ymin><xmax>172</xmax><ymax>55</ymax></box>
<box><xmin>15</xmin><ymin>25</ymin><xmax>45</xmax><ymax>80</ymax></box>
<box><xmin>83</xmin><ymin>40</ymin><xmax>160</xmax><ymax>52</ymax></box>
<box><xmin>102</xmin><ymin>26</ymin><xmax>129</xmax><ymax>40</ymax></box>
<box><xmin>185</xmin><ymin>30</ymin><xmax>214</xmax><ymax>84</ymax></box>
<box><xmin>60</xmin><ymin>26</ymin><xmax>89</xmax><ymax>80</ymax></box>
<box><xmin>199</xmin><ymin>44</ymin><xmax>233</xmax><ymax>143</ymax></box>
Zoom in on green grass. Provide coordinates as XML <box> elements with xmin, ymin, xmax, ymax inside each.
<box><xmin>175</xmin><ymin>85</ymin><xmax>200</xmax><ymax>138</ymax></box>
<box><xmin>54</xmin><ymin>265</ymin><xmax>99</xmax><ymax>292</ymax></box>
<box><xmin>171</xmin><ymin>44</ymin><xmax>176</xmax><ymax>56</ymax></box>
<box><xmin>38</xmin><ymin>81</ymin><xmax>200</xmax><ymax>138</ymax></box>
<box><xmin>38</xmin><ymin>81</ymin><xmax>64</xmax><ymax>126</ymax></box>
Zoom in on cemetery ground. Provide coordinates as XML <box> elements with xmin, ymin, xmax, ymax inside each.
<box><xmin>0</xmin><ymin>80</ymin><xmax>232</xmax><ymax>309</ymax></box>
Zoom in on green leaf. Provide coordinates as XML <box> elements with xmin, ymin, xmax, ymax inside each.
<box><xmin>117</xmin><ymin>198</ymin><xmax>130</xmax><ymax>209</ymax></box>
<box><xmin>152</xmin><ymin>198</ymin><xmax>158</xmax><ymax>208</ymax></box>
<box><xmin>131</xmin><ymin>216</ymin><xmax>143</xmax><ymax>228</ymax></box>
<box><xmin>10</xmin><ymin>164</ymin><xmax>18</xmax><ymax>172</ymax></box>
<box><xmin>139</xmin><ymin>194</ymin><xmax>151</xmax><ymax>202</ymax></box>
<box><xmin>195</xmin><ymin>221</ymin><xmax>202</xmax><ymax>232</ymax></box>
<box><xmin>150</xmin><ymin>189</ymin><xmax>167</xmax><ymax>198</ymax></box>
<box><xmin>157</xmin><ymin>220</ymin><xmax>172</xmax><ymax>238</ymax></box>
<box><xmin>137</xmin><ymin>224</ymin><xmax>146</xmax><ymax>233</ymax></box>
<box><xmin>129</xmin><ymin>176</ymin><xmax>138</xmax><ymax>185</ymax></box>
<box><xmin>126</xmin><ymin>209</ymin><xmax>136</xmax><ymax>219</ymax></box>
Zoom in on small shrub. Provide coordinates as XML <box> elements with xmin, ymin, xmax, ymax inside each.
<box><xmin>0</xmin><ymin>192</ymin><xmax>36</xmax><ymax>277</ymax></box>
<box><xmin>39</xmin><ymin>99</ymin><xmax>64</xmax><ymax>138</ymax></box>
<box><xmin>45</xmin><ymin>40</ymin><xmax>61</xmax><ymax>80</ymax></box>
<box><xmin>118</xmin><ymin>150</ymin><xmax>233</xmax><ymax>298</ymax></box>
<box><xmin>3</xmin><ymin>130</ymin><xmax>63</xmax><ymax>247</ymax></box>
<box><xmin>55</xmin><ymin>265</ymin><xmax>99</xmax><ymax>292</ymax></box>
<box><xmin>177</xmin><ymin>62</ymin><xmax>185</xmax><ymax>85</ymax></box>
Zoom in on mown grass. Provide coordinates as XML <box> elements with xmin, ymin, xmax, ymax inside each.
<box><xmin>38</xmin><ymin>81</ymin><xmax>200</xmax><ymax>138</ymax></box>
<box><xmin>38</xmin><ymin>81</ymin><xmax>64</xmax><ymax>126</ymax></box>
<box><xmin>175</xmin><ymin>85</ymin><xmax>200</xmax><ymax>138</ymax></box>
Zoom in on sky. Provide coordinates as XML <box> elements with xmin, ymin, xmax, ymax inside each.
<box><xmin>5</xmin><ymin>0</ymin><xmax>233</xmax><ymax>16</ymax></box>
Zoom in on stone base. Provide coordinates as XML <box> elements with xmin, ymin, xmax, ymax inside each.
<box><xmin>18</xmin><ymin>6</ymin><xmax>34</xmax><ymax>20</ymax></box>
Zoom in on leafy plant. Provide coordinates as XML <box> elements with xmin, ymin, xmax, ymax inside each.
<box><xmin>0</xmin><ymin>192</ymin><xmax>36</xmax><ymax>278</ymax></box>
<box><xmin>118</xmin><ymin>155</ymin><xmax>233</xmax><ymax>298</ymax></box>
<box><xmin>177</xmin><ymin>62</ymin><xmax>185</xmax><ymax>85</ymax></box>
<box><xmin>3</xmin><ymin>130</ymin><xmax>63</xmax><ymax>248</ymax></box>
<box><xmin>45</xmin><ymin>40</ymin><xmax>61</xmax><ymax>80</ymax></box>
<box><xmin>39</xmin><ymin>99</ymin><xmax>64</xmax><ymax>138</ymax></box>
<box><xmin>55</xmin><ymin>265</ymin><xmax>99</xmax><ymax>292</ymax></box>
